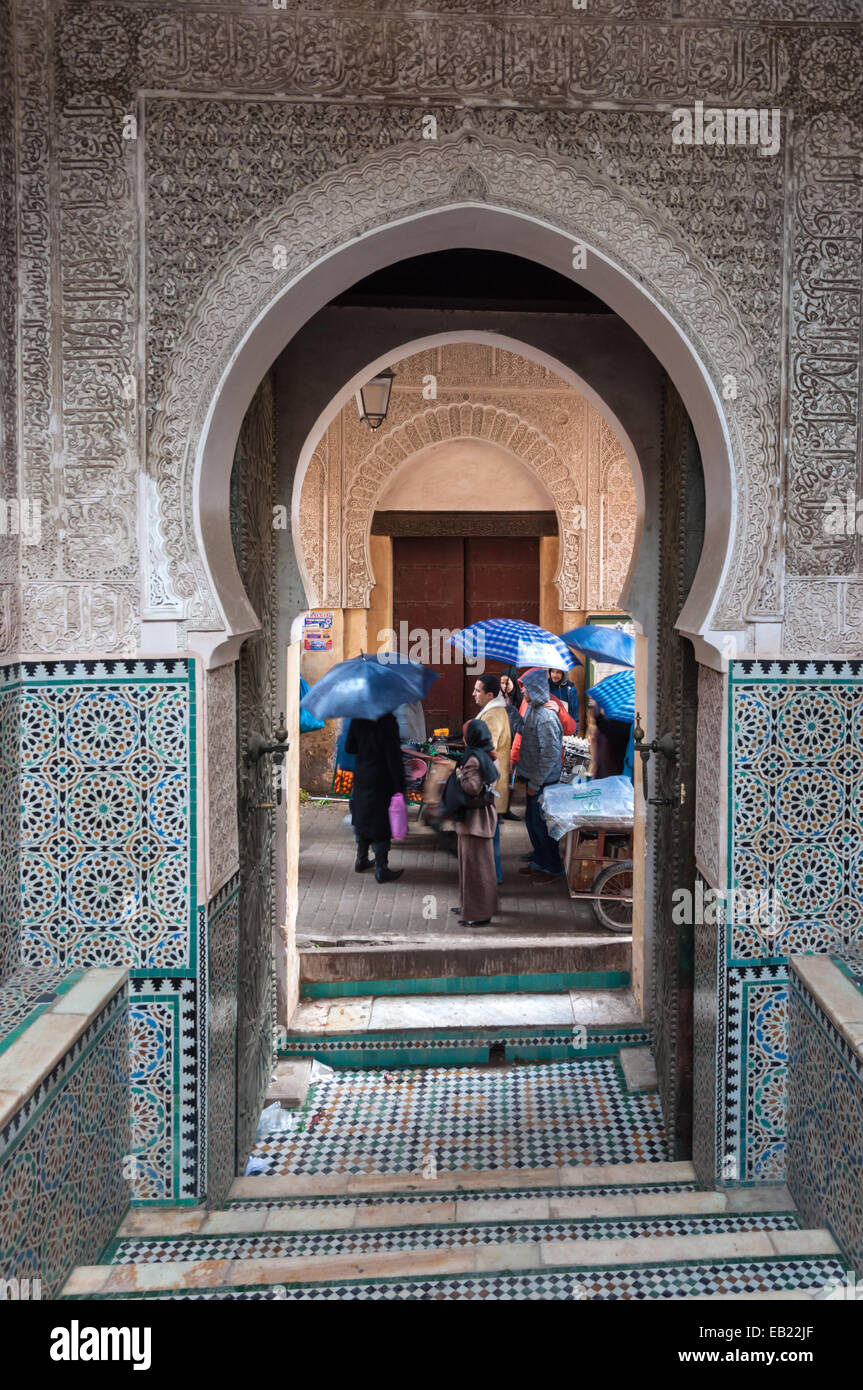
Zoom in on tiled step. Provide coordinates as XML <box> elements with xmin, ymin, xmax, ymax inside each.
<box><xmin>107</xmin><ymin>1192</ymin><xmax>802</xmax><ymax>1264</ymax></box>
<box><xmin>280</xmin><ymin>989</ymin><xmax>647</xmax><ymax>1065</ymax></box>
<box><xmin>61</xmin><ymin>1227</ymin><xmax>846</xmax><ymax>1301</ymax></box>
<box><xmin>232</xmin><ymin>1159</ymin><xmax>695</xmax><ymax>1203</ymax></box>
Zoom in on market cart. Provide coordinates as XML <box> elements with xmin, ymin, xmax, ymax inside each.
<box><xmin>539</xmin><ymin>776</ymin><xmax>634</xmax><ymax>932</ymax></box>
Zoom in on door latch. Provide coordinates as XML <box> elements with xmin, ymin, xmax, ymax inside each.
<box><xmin>245</xmin><ymin>713</ymin><xmax>289</xmax><ymax>805</ymax></box>
<box><xmin>633</xmin><ymin>712</ymin><xmax>677</xmax><ymax>802</ymax></box>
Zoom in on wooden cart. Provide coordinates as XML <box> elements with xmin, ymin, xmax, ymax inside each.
<box><xmin>562</xmin><ymin>823</ymin><xmax>634</xmax><ymax>932</ymax></box>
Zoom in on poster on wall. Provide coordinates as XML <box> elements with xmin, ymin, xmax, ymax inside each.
<box><xmin>303</xmin><ymin>611</ymin><xmax>333</xmax><ymax>652</ymax></box>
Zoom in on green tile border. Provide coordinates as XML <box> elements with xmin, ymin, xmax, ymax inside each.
<box><xmin>302</xmin><ymin>970</ymin><xmax>631</xmax><ymax>999</ymax></box>
<box><xmin>0</xmin><ymin>968</ymin><xmax>86</xmax><ymax>1056</ymax></box>
<box><xmin>277</xmin><ymin>1033</ymin><xmax>650</xmax><ymax>1069</ymax></box>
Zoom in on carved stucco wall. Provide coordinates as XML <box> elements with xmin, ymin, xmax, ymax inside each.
<box><xmin>5</xmin><ymin>4</ymin><xmax>860</xmax><ymax>657</ymax></box>
<box><xmin>204</xmin><ymin>661</ymin><xmax>239</xmax><ymax>899</ymax></box>
<box><xmin>0</xmin><ymin>0</ymin><xmax>17</xmax><ymax>656</ymax></box>
<box><xmin>297</xmin><ymin>343</ymin><xmax>636</xmax><ymax>613</ymax></box>
<box><xmin>695</xmin><ymin>665</ymin><xmax>727</xmax><ymax>891</ymax></box>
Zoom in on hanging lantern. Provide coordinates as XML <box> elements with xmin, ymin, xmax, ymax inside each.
<box><xmin>355</xmin><ymin>368</ymin><xmax>395</xmax><ymax>430</ymax></box>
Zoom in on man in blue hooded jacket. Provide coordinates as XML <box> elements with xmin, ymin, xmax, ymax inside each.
<box><xmin>516</xmin><ymin>669</ymin><xmax>564</xmax><ymax>883</ymax></box>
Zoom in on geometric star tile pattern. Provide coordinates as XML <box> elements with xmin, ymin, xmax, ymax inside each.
<box><xmin>4</xmin><ymin>660</ymin><xmax>203</xmax><ymax>1208</ymax></box>
<box><xmin>725</xmin><ymin>661</ymin><xmax>863</xmax><ymax>1185</ymax></box>
<box><xmin>787</xmin><ymin>973</ymin><xmax>863</xmax><ymax>1275</ymax></box>
<box><xmin>17</xmin><ymin>660</ymin><xmax>196</xmax><ymax>973</ymax></box>
<box><xmin>0</xmin><ymin>995</ymin><xmax>129</xmax><ymax>1297</ymax></box>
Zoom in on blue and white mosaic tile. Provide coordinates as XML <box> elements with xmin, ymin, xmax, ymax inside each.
<box><xmin>17</xmin><ymin>660</ymin><xmax>197</xmax><ymax>973</ymax></box>
<box><xmin>0</xmin><ymin>990</ymin><xmax>130</xmax><ymax>1296</ymax></box>
<box><xmin>207</xmin><ymin>876</ymin><xmax>240</xmax><ymax>1206</ymax></box>
<box><xmin>0</xmin><ymin>964</ymin><xmax>83</xmax><ymax>1051</ymax></box>
<box><xmin>787</xmin><ymin>972</ymin><xmax>863</xmax><ymax>1274</ymax></box>
<box><xmin>724</xmin><ymin>661</ymin><xmax>863</xmax><ymax>1184</ymax></box>
<box><xmin>129</xmin><ymin>975</ymin><xmax>201</xmax><ymax>1203</ymax></box>
<box><xmin>729</xmin><ymin>662</ymin><xmax>863</xmax><ymax>965</ymax></box>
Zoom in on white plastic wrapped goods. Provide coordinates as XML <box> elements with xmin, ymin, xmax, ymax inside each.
<box><xmin>540</xmin><ymin>775</ymin><xmax>634</xmax><ymax>840</ymax></box>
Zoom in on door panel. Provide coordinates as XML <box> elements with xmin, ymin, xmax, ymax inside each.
<box><xmin>652</xmin><ymin>379</ymin><xmax>704</xmax><ymax>1159</ymax></box>
<box><xmin>464</xmin><ymin>537</ymin><xmax>540</xmax><ymax>722</ymax></box>
<box><xmin>392</xmin><ymin>535</ymin><xmax>541</xmax><ymax>734</ymax></box>
<box><xmin>393</xmin><ymin>537</ymin><xmax>464</xmax><ymax>733</ymax></box>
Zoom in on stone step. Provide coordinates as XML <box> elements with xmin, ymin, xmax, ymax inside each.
<box><xmin>265</xmin><ymin>1059</ymin><xmax>313</xmax><ymax>1110</ymax></box>
<box><xmin>277</xmin><ymin>997</ymin><xmax>648</xmax><ymax>1067</ymax></box>
<box><xmin>115</xmin><ymin>1183</ymin><xmax>797</xmax><ymax>1244</ymax></box>
<box><xmin>298</xmin><ymin>939</ymin><xmax>631</xmax><ymax>990</ymax></box>
<box><xmin>287</xmin><ymin>987</ymin><xmax>641</xmax><ymax>1037</ymax></box>
<box><xmin>109</xmin><ymin>1195</ymin><xmax>802</xmax><ymax>1268</ymax></box>
<box><xmin>230</xmin><ymin>1158</ymin><xmax>699</xmax><ymax>1202</ymax></box>
<box><xmin>61</xmin><ymin>1228</ymin><xmax>845</xmax><ymax>1301</ymax></box>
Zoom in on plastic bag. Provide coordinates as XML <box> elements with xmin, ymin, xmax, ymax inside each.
<box><xmin>299</xmin><ymin>676</ymin><xmax>326</xmax><ymax>733</ymax></box>
<box><xmin>244</xmin><ymin>1156</ymin><xmax>269</xmax><ymax>1176</ymax></box>
<box><xmin>540</xmin><ymin>775</ymin><xmax>634</xmax><ymax>841</ymax></box>
<box><xmin>255</xmin><ymin>1102</ymin><xmax>298</xmax><ymax>1139</ymax></box>
<box><xmin>388</xmin><ymin>791</ymin><xmax>408</xmax><ymax>841</ymax></box>
<box><xmin>309</xmin><ymin>1060</ymin><xmax>335</xmax><ymax>1083</ymax></box>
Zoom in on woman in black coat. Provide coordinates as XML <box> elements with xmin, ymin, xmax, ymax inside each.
<box><xmin>345</xmin><ymin>712</ymin><xmax>405</xmax><ymax>883</ymax></box>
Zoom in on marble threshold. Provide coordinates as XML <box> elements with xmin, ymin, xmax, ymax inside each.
<box><xmin>287</xmin><ymin>987</ymin><xmax>640</xmax><ymax>1036</ymax></box>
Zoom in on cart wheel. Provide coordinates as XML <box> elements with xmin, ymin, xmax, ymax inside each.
<box><xmin>593</xmin><ymin>860</ymin><xmax>634</xmax><ymax>933</ymax></box>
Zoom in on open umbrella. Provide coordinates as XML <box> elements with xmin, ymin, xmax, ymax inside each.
<box><xmin>450</xmin><ymin>619</ymin><xmax>580</xmax><ymax>671</ymax></box>
<box><xmin>300</xmin><ymin>653</ymin><xmax>439</xmax><ymax>722</ymax></box>
<box><xmin>587</xmin><ymin>669</ymin><xmax>635</xmax><ymax>723</ymax></box>
<box><xmin>562</xmin><ymin>623</ymin><xmax>635</xmax><ymax>669</ymax></box>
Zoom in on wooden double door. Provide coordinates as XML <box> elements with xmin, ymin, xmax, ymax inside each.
<box><xmin>392</xmin><ymin>535</ymin><xmax>540</xmax><ymax>733</ymax></box>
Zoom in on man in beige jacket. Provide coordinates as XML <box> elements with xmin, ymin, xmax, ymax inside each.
<box><xmin>473</xmin><ymin>674</ymin><xmax>512</xmax><ymax>884</ymax></box>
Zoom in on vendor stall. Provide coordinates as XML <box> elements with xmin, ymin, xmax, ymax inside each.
<box><xmin>539</xmin><ymin>775</ymin><xmax>634</xmax><ymax>931</ymax></box>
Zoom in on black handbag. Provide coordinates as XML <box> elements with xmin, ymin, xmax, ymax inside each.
<box><xmin>442</xmin><ymin>766</ymin><xmax>494</xmax><ymax>819</ymax></box>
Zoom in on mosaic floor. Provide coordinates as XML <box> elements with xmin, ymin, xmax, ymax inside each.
<box><xmin>110</xmin><ymin>1212</ymin><xmax>799</xmax><ymax>1264</ymax></box>
<box><xmin>94</xmin><ymin>1256</ymin><xmax>846</xmax><ymax>1301</ymax></box>
<box><xmin>247</xmin><ymin>1059</ymin><xmax>668</xmax><ymax>1177</ymax></box>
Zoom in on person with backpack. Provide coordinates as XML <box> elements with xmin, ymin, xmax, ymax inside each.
<box><xmin>446</xmin><ymin>719</ymin><xmax>499</xmax><ymax>926</ymax></box>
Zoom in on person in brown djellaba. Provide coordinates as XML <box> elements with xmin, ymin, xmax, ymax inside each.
<box><xmin>451</xmin><ymin>719</ymin><xmax>499</xmax><ymax>927</ymax></box>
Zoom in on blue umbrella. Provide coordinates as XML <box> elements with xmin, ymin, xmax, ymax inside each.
<box><xmin>587</xmin><ymin>669</ymin><xmax>635</xmax><ymax>723</ymax></box>
<box><xmin>562</xmin><ymin>623</ymin><xmax>635</xmax><ymax>669</ymax></box>
<box><xmin>450</xmin><ymin>619</ymin><xmax>580</xmax><ymax>671</ymax></box>
<box><xmin>300</xmin><ymin>653</ymin><xmax>439</xmax><ymax>722</ymax></box>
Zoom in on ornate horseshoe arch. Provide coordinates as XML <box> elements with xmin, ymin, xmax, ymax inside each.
<box><xmin>144</xmin><ymin>127</ymin><xmax>770</xmax><ymax>661</ymax></box>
